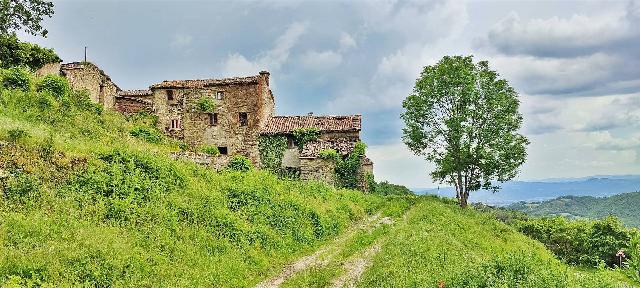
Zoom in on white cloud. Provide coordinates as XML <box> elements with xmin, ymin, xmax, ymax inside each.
<box><xmin>339</xmin><ymin>32</ymin><xmax>357</xmax><ymax>51</ymax></box>
<box><xmin>481</xmin><ymin>2</ymin><xmax>639</xmax><ymax>58</ymax></box>
<box><xmin>367</xmin><ymin>142</ymin><xmax>438</xmax><ymax>188</ymax></box>
<box><xmin>221</xmin><ymin>22</ymin><xmax>308</xmax><ymax>76</ymax></box>
<box><xmin>300</xmin><ymin>50</ymin><xmax>343</xmax><ymax>72</ymax></box>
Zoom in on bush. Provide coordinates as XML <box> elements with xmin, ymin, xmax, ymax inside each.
<box><xmin>318</xmin><ymin>148</ymin><xmax>339</xmax><ymax>161</ymax></box>
<box><xmin>292</xmin><ymin>127</ymin><xmax>320</xmax><ymax>148</ymax></box>
<box><xmin>227</xmin><ymin>155</ymin><xmax>253</xmax><ymax>172</ymax></box>
<box><xmin>1</xmin><ymin>67</ymin><xmax>31</xmax><ymax>91</ymax></box>
<box><xmin>373</xmin><ymin>181</ymin><xmax>413</xmax><ymax>196</ymax></box>
<box><xmin>129</xmin><ymin>126</ymin><xmax>162</xmax><ymax>144</ymax></box>
<box><xmin>514</xmin><ymin>216</ymin><xmax>632</xmax><ymax>267</ymax></box>
<box><xmin>6</xmin><ymin>128</ymin><xmax>29</xmax><ymax>143</ymax></box>
<box><xmin>36</xmin><ymin>74</ymin><xmax>69</xmax><ymax>99</ymax></box>
<box><xmin>195</xmin><ymin>96</ymin><xmax>216</xmax><ymax>113</ymax></box>
<box><xmin>0</xmin><ymin>34</ymin><xmax>61</xmax><ymax>71</ymax></box>
<box><xmin>200</xmin><ymin>145</ymin><xmax>220</xmax><ymax>156</ymax></box>
<box><xmin>625</xmin><ymin>232</ymin><xmax>640</xmax><ymax>282</ymax></box>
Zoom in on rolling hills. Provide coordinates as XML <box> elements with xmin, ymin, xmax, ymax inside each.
<box><xmin>509</xmin><ymin>192</ymin><xmax>640</xmax><ymax>227</ymax></box>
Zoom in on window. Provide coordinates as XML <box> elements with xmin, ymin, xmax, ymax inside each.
<box><xmin>287</xmin><ymin>137</ymin><xmax>294</xmax><ymax>149</ymax></box>
<box><xmin>170</xmin><ymin>119</ymin><xmax>180</xmax><ymax>129</ymax></box>
<box><xmin>216</xmin><ymin>91</ymin><xmax>224</xmax><ymax>100</ymax></box>
<box><xmin>167</xmin><ymin>90</ymin><xmax>174</xmax><ymax>101</ymax></box>
<box><xmin>209</xmin><ymin>113</ymin><xmax>218</xmax><ymax>126</ymax></box>
<box><xmin>218</xmin><ymin>147</ymin><xmax>228</xmax><ymax>155</ymax></box>
<box><xmin>239</xmin><ymin>112</ymin><xmax>248</xmax><ymax>126</ymax></box>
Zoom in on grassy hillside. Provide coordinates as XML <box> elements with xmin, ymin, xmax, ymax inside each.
<box><xmin>357</xmin><ymin>197</ymin><xmax>635</xmax><ymax>287</ymax></box>
<box><xmin>0</xmin><ymin>70</ymin><xmax>636</xmax><ymax>287</ymax></box>
<box><xmin>509</xmin><ymin>192</ymin><xmax>640</xmax><ymax>227</ymax></box>
<box><xmin>0</xmin><ymin>72</ymin><xmax>389</xmax><ymax>287</ymax></box>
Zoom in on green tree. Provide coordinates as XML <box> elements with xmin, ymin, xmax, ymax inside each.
<box><xmin>0</xmin><ymin>0</ymin><xmax>54</xmax><ymax>37</ymax></box>
<box><xmin>401</xmin><ymin>55</ymin><xmax>528</xmax><ymax>207</ymax></box>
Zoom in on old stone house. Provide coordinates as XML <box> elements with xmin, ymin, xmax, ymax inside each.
<box><xmin>37</xmin><ymin>62</ymin><xmax>120</xmax><ymax>109</ymax></box>
<box><xmin>37</xmin><ymin>62</ymin><xmax>373</xmax><ymax>185</ymax></box>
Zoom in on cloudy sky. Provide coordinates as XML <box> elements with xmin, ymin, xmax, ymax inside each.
<box><xmin>21</xmin><ymin>0</ymin><xmax>640</xmax><ymax>188</ymax></box>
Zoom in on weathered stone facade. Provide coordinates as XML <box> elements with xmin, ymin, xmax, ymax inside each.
<box><xmin>35</xmin><ymin>62</ymin><xmax>121</xmax><ymax>109</ymax></box>
<box><xmin>148</xmin><ymin>71</ymin><xmax>274</xmax><ymax>163</ymax></box>
<box><xmin>39</xmin><ymin>60</ymin><xmax>373</xmax><ymax>185</ymax></box>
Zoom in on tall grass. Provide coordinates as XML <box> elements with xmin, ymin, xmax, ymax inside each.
<box><xmin>0</xmin><ymin>73</ymin><xmax>386</xmax><ymax>287</ymax></box>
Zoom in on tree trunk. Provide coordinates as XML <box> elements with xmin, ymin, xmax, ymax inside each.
<box><xmin>459</xmin><ymin>191</ymin><xmax>469</xmax><ymax>208</ymax></box>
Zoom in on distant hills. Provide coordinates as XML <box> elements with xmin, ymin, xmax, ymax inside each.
<box><xmin>414</xmin><ymin>175</ymin><xmax>640</xmax><ymax>206</ymax></box>
<box><xmin>508</xmin><ymin>192</ymin><xmax>640</xmax><ymax>227</ymax></box>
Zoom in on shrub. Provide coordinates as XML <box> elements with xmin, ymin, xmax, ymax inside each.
<box><xmin>258</xmin><ymin>135</ymin><xmax>287</xmax><ymax>171</ymax></box>
<box><xmin>7</xmin><ymin>128</ymin><xmax>29</xmax><ymax>143</ymax></box>
<box><xmin>196</xmin><ymin>96</ymin><xmax>216</xmax><ymax>113</ymax></box>
<box><xmin>318</xmin><ymin>148</ymin><xmax>340</xmax><ymax>161</ymax></box>
<box><xmin>0</xmin><ymin>34</ymin><xmax>61</xmax><ymax>70</ymax></box>
<box><xmin>625</xmin><ymin>232</ymin><xmax>640</xmax><ymax>282</ymax></box>
<box><xmin>36</xmin><ymin>74</ymin><xmax>69</xmax><ymax>99</ymax></box>
<box><xmin>129</xmin><ymin>126</ymin><xmax>162</xmax><ymax>144</ymax></box>
<box><xmin>372</xmin><ymin>181</ymin><xmax>413</xmax><ymax>196</ymax></box>
<box><xmin>200</xmin><ymin>145</ymin><xmax>220</xmax><ymax>156</ymax></box>
<box><xmin>2</xmin><ymin>67</ymin><xmax>31</xmax><ymax>91</ymax></box>
<box><xmin>227</xmin><ymin>155</ymin><xmax>253</xmax><ymax>172</ymax></box>
<box><xmin>514</xmin><ymin>216</ymin><xmax>632</xmax><ymax>267</ymax></box>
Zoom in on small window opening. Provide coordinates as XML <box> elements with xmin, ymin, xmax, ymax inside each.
<box><xmin>218</xmin><ymin>147</ymin><xmax>228</xmax><ymax>155</ymax></box>
<box><xmin>209</xmin><ymin>113</ymin><xmax>218</xmax><ymax>126</ymax></box>
<box><xmin>167</xmin><ymin>90</ymin><xmax>174</xmax><ymax>101</ymax></box>
<box><xmin>170</xmin><ymin>119</ymin><xmax>180</xmax><ymax>129</ymax></box>
<box><xmin>216</xmin><ymin>91</ymin><xmax>224</xmax><ymax>100</ymax></box>
<box><xmin>287</xmin><ymin>137</ymin><xmax>294</xmax><ymax>149</ymax></box>
<box><xmin>239</xmin><ymin>112</ymin><xmax>248</xmax><ymax>127</ymax></box>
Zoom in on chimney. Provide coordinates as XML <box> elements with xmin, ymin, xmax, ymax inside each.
<box><xmin>259</xmin><ymin>70</ymin><xmax>270</xmax><ymax>86</ymax></box>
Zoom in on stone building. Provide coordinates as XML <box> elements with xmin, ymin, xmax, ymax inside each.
<box><xmin>38</xmin><ymin>61</ymin><xmax>373</xmax><ymax>186</ymax></box>
<box><xmin>260</xmin><ymin>115</ymin><xmax>373</xmax><ymax>184</ymax></box>
<box><xmin>36</xmin><ymin>61</ymin><xmax>121</xmax><ymax>109</ymax></box>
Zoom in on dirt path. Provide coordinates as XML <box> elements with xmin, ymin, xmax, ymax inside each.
<box><xmin>255</xmin><ymin>213</ymin><xmax>382</xmax><ymax>288</ymax></box>
<box><xmin>330</xmin><ymin>243</ymin><xmax>381</xmax><ymax>288</ymax></box>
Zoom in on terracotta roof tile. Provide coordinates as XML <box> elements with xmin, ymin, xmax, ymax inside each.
<box><xmin>261</xmin><ymin>115</ymin><xmax>361</xmax><ymax>134</ymax></box>
<box><xmin>150</xmin><ymin>75</ymin><xmax>261</xmax><ymax>89</ymax></box>
<box><xmin>115</xmin><ymin>96</ymin><xmax>153</xmax><ymax>105</ymax></box>
<box><xmin>118</xmin><ymin>90</ymin><xmax>152</xmax><ymax>96</ymax></box>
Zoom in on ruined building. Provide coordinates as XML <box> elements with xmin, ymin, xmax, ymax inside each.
<box><xmin>37</xmin><ymin>62</ymin><xmax>373</xmax><ymax>186</ymax></box>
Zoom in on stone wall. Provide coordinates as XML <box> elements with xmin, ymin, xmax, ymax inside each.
<box><xmin>153</xmin><ymin>73</ymin><xmax>274</xmax><ymax>164</ymax></box>
<box><xmin>169</xmin><ymin>151</ymin><xmax>230</xmax><ymax>171</ymax></box>
<box><xmin>34</xmin><ymin>62</ymin><xmax>61</xmax><ymax>77</ymax></box>
<box><xmin>60</xmin><ymin>62</ymin><xmax>119</xmax><ymax>109</ymax></box>
<box><xmin>114</xmin><ymin>97</ymin><xmax>153</xmax><ymax>115</ymax></box>
<box><xmin>300</xmin><ymin>158</ymin><xmax>336</xmax><ymax>185</ymax></box>
<box><xmin>281</xmin><ymin>148</ymin><xmax>300</xmax><ymax>168</ymax></box>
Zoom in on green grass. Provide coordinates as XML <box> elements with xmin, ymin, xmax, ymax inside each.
<box><xmin>0</xmin><ymin>80</ymin><xmax>388</xmax><ymax>287</ymax></box>
<box><xmin>357</xmin><ymin>196</ymin><xmax>636</xmax><ymax>288</ymax></box>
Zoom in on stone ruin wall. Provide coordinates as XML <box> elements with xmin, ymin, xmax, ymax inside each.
<box><xmin>60</xmin><ymin>63</ymin><xmax>119</xmax><ymax>109</ymax></box>
<box><xmin>114</xmin><ymin>97</ymin><xmax>153</xmax><ymax>115</ymax></box>
<box><xmin>300</xmin><ymin>158</ymin><xmax>336</xmax><ymax>185</ymax></box>
<box><xmin>153</xmin><ymin>75</ymin><xmax>274</xmax><ymax>165</ymax></box>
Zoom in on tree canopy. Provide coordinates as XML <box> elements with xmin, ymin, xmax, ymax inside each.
<box><xmin>0</xmin><ymin>0</ymin><xmax>54</xmax><ymax>37</ymax></box>
<box><xmin>401</xmin><ymin>55</ymin><xmax>528</xmax><ymax>207</ymax></box>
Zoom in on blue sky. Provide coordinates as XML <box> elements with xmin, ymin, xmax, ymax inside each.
<box><xmin>21</xmin><ymin>0</ymin><xmax>640</xmax><ymax>188</ymax></box>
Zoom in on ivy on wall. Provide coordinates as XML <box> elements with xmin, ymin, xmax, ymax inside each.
<box><xmin>258</xmin><ymin>135</ymin><xmax>301</xmax><ymax>179</ymax></box>
<box><xmin>292</xmin><ymin>127</ymin><xmax>320</xmax><ymax>149</ymax></box>
<box><xmin>319</xmin><ymin>141</ymin><xmax>368</xmax><ymax>191</ymax></box>
<box><xmin>258</xmin><ymin>135</ymin><xmax>287</xmax><ymax>171</ymax></box>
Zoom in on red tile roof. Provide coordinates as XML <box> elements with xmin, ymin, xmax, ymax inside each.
<box><xmin>150</xmin><ymin>75</ymin><xmax>261</xmax><ymax>89</ymax></box>
<box><xmin>261</xmin><ymin>115</ymin><xmax>361</xmax><ymax>134</ymax></box>
<box><xmin>118</xmin><ymin>90</ymin><xmax>152</xmax><ymax>96</ymax></box>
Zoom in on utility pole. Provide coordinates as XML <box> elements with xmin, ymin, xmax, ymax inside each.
<box><xmin>84</xmin><ymin>46</ymin><xmax>87</xmax><ymax>62</ymax></box>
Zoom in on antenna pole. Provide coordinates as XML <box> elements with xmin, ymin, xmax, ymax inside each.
<box><xmin>84</xmin><ymin>46</ymin><xmax>87</xmax><ymax>62</ymax></box>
